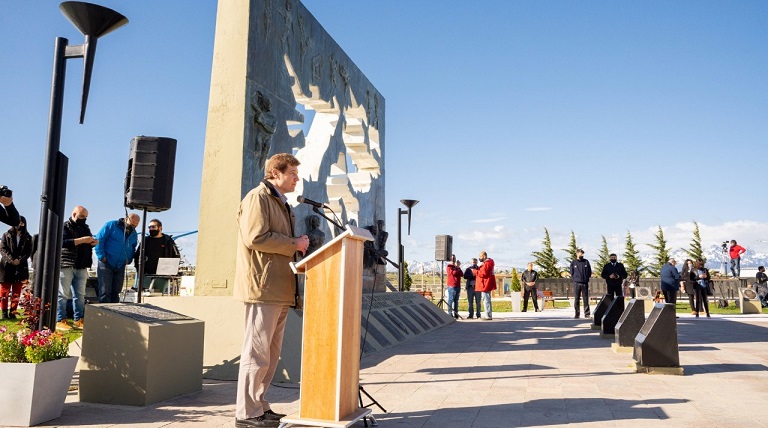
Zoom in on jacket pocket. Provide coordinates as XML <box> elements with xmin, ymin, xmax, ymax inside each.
<box><xmin>257</xmin><ymin>256</ymin><xmax>273</xmax><ymax>290</ymax></box>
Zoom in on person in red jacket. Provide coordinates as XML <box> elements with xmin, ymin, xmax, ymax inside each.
<box><xmin>445</xmin><ymin>258</ymin><xmax>463</xmax><ymax>319</ymax></box>
<box><xmin>475</xmin><ymin>251</ymin><xmax>497</xmax><ymax>320</ymax></box>
<box><xmin>729</xmin><ymin>240</ymin><xmax>746</xmax><ymax>278</ymax></box>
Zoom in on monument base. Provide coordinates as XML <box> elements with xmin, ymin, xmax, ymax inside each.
<box><xmin>631</xmin><ymin>360</ymin><xmax>684</xmax><ymax>375</ymax></box>
<box><xmin>590</xmin><ymin>325</ymin><xmax>601</xmax><ymax>330</ymax></box>
<box><xmin>599</xmin><ymin>332</ymin><xmax>615</xmax><ymax>339</ymax></box>
<box><xmin>611</xmin><ymin>343</ymin><xmax>633</xmax><ymax>353</ymax></box>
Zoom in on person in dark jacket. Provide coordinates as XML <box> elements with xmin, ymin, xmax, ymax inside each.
<box><xmin>133</xmin><ymin>219</ymin><xmax>180</xmax><ymax>294</ymax></box>
<box><xmin>464</xmin><ymin>258</ymin><xmax>480</xmax><ymax>318</ymax></box>
<box><xmin>693</xmin><ymin>259</ymin><xmax>710</xmax><ymax>317</ymax></box>
<box><xmin>521</xmin><ymin>262</ymin><xmax>540</xmax><ymax>312</ymax></box>
<box><xmin>660</xmin><ymin>257</ymin><xmax>681</xmax><ymax>304</ymax></box>
<box><xmin>0</xmin><ymin>216</ymin><xmax>32</xmax><ymax>319</ymax></box>
<box><xmin>56</xmin><ymin>206</ymin><xmax>97</xmax><ymax>331</ymax></box>
<box><xmin>570</xmin><ymin>249</ymin><xmax>592</xmax><ymax>319</ymax></box>
<box><xmin>600</xmin><ymin>253</ymin><xmax>628</xmax><ymax>298</ymax></box>
<box><xmin>681</xmin><ymin>259</ymin><xmax>698</xmax><ymax>315</ymax></box>
<box><xmin>0</xmin><ymin>193</ymin><xmax>20</xmax><ymax>228</ymax></box>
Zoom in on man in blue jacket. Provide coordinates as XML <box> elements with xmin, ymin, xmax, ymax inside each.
<box><xmin>94</xmin><ymin>213</ymin><xmax>140</xmax><ymax>303</ymax></box>
<box><xmin>660</xmin><ymin>257</ymin><xmax>681</xmax><ymax>304</ymax></box>
<box><xmin>570</xmin><ymin>249</ymin><xmax>592</xmax><ymax>319</ymax></box>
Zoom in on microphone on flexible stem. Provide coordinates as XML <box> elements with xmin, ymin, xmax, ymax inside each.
<box><xmin>297</xmin><ymin>195</ymin><xmax>326</xmax><ymax>208</ymax></box>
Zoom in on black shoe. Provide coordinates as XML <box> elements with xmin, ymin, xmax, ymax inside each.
<box><xmin>467</xmin><ymin>316</ymin><xmax>473</xmax><ymax>319</ymax></box>
<box><xmin>235</xmin><ymin>415</ymin><xmax>279</xmax><ymax>427</ymax></box>
<box><xmin>263</xmin><ymin>409</ymin><xmax>285</xmax><ymax>420</ymax></box>
<box><xmin>574</xmin><ymin>314</ymin><xmax>580</xmax><ymax>319</ymax></box>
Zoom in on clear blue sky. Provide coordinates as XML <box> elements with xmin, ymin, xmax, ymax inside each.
<box><xmin>2</xmin><ymin>1</ymin><xmax>767</xmax><ymax>269</ymax></box>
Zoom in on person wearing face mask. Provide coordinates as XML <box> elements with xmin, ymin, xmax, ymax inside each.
<box><xmin>680</xmin><ymin>259</ymin><xmax>698</xmax><ymax>316</ymax></box>
<box><xmin>600</xmin><ymin>253</ymin><xmax>627</xmax><ymax>298</ymax></box>
<box><xmin>133</xmin><ymin>219</ymin><xmax>180</xmax><ymax>294</ymax></box>
<box><xmin>94</xmin><ymin>213</ymin><xmax>140</xmax><ymax>303</ymax></box>
<box><xmin>0</xmin><ymin>216</ymin><xmax>32</xmax><ymax>319</ymax></box>
<box><xmin>55</xmin><ymin>206</ymin><xmax>97</xmax><ymax>331</ymax></box>
<box><xmin>570</xmin><ymin>249</ymin><xmax>593</xmax><ymax>319</ymax></box>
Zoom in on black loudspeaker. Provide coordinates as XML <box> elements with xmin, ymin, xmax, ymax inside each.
<box><xmin>124</xmin><ymin>136</ymin><xmax>177</xmax><ymax>212</ymax></box>
<box><xmin>435</xmin><ymin>235</ymin><xmax>453</xmax><ymax>261</ymax></box>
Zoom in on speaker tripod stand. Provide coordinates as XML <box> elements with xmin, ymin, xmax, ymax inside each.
<box><xmin>358</xmin><ymin>384</ymin><xmax>386</xmax><ymax>427</ymax></box>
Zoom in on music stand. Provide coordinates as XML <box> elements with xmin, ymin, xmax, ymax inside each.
<box><xmin>147</xmin><ymin>257</ymin><xmax>180</xmax><ymax>295</ymax></box>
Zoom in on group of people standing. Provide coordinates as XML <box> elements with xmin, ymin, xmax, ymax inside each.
<box><xmin>445</xmin><ymin>252</ymin><xmax>497</xmax><ymax>320</ymax></box>
<box><xmin>0</xmin><ymin>191</ymin><xmax>178</xmax><ymax>330</ymax></box>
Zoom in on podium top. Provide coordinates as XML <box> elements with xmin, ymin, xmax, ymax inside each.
<box><xmin>290</xmin><ymin>225</ymin><xmax>373</xmax><ymax>274</ymax></box>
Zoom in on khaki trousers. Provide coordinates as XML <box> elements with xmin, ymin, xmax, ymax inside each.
<box><xmin>235</xmin><ymin>303</ymin><xmax>289</xmax><ymax>419</ymax></box>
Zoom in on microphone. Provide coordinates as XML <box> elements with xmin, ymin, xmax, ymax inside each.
<box><xmin>297</xmin><ymin>196</ymin><xmax>326</xmax><ymax>208</ymax></box>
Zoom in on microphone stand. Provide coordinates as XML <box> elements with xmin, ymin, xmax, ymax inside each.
<box><xmin>312</xmin><ymin>206</ymin><xmax>344</xmax><ymax>235</ymax></box>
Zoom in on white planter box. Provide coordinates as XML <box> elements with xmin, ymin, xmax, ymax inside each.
<box><xmin>0</xmin><ymin>356</ymin><xmax>78</xmax><ymax>426</ymax></box>
<box><xmin>510</xmin><ymin>292</ymin><xmax>522</xmax><ymax>312</ymax></box>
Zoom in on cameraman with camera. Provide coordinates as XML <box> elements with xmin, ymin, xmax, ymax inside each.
<box><xmin>728</xmin><ymin>240</ymin><xmax>746</xmax><ymax>278</ymax></box>
<box><xmin>0</xmin><ymin>186</ymin><xmax>20</xmax><ymax>227</ymax></box>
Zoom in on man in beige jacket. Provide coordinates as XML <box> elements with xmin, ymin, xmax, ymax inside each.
<box><xmin>235</xmin><ymin>153</ymin><xmax>309</xmax><ymax>428</ymax></box>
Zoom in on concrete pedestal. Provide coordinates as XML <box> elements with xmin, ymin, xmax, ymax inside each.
<box><xmin>600</xmin><ymin>297</ymin><xmax>625</xmax><ymax>337</ymax></box>
<box><xmin>591</xmin><ymin>294</ymin><xmax>613</xmax><ymax>330</ymax></box>
<box><xmin>739</xmin><ymin>288</ymin><xmax>762</xmax><ymax>314</ymax></box>
<box><xmin>613</xmin><ymin>299</ymin><xmax>645</xmax><ymax>352</ymax></box>
<box><xmin>79</xmin><ymin>303</ymin><xmax>204</xmax><ymax>406</ymax></box>
<box><xmin>633</xmin><ymin>303</ymin><xmax>682</xmax><ymax>373</ymax></box>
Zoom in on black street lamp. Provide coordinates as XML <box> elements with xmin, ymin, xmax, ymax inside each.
<box><xmin>34</xmin><ymin>2</ymin><xmax>127</xmax><ymax>330</ymax></box>
<box><xmin>397</xmin><ymin>199</ymin><xmax>418</xmax><ymax>292</ymax></box>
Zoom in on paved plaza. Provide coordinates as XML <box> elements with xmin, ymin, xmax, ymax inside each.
<box><xmin>32</xmin><ymin>308</ymin><xmax>768</xmax><ymax>428</ymax></box>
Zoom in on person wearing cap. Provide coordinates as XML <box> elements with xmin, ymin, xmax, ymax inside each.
<box><xmin>570</xmin><ymin>249</ymin><xmax>592</xmax><ymax>319</ymax></box>
<box><xmin>660</xmin><ymin>257</ymin><xmax>681</xmax><ymax>304</ymax></box>
<box><xmin>0</xmin><ymin>216</ymin><xmax>32</xmax><ymax>319</ymax></box>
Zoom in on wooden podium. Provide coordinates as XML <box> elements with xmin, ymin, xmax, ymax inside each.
<box><xmin>281</xmin><ymin>226</ymin><xmax>374</xmax><ymax>428</ymax></box>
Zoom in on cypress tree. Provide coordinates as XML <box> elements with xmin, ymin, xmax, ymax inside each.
<box><xmin>532</xmin><ymin>227</ymin><xmax>560</xmax><ymax>278</ymax></box>
<box><xmin>646</xmin><ymin>226</ymin><xmax>669</xmax><ymax>277</ymax></box>
<box><xmin>685</xmin><ymin>221</ymin><xmax>707</xmax><ymax>264</ymax></box>
<box><xmin>622</xmin><ymin>230</ymin><xmax>644</xmax><ymax>275</ymax></box>
<box><xmin>595</xmin><ymin>236</ymin><xmax>611</xmax><ymax>275</ymax></box>
<box><xmin>564</xmin><ymin>231</ymin><xmax>579</xmax><ymax>266</ymax></box>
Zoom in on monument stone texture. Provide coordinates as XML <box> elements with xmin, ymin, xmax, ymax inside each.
<box><xmin>196</xmin><ymin>0</ymin><xmax>386</xmax><ymax>296</ymax></box>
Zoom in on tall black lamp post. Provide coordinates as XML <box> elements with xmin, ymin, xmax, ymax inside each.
<box><xmin>34</xmin><ymin>2</ymin><xmax>127</xmax><ymax>330</ymax></box>
<box><xmin>397</xmin><ymin>199</ymin><xmax>419</xmax><ymax>292</ymax></box>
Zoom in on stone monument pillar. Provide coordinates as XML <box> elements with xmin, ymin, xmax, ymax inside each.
<box><xmin>196</xmin><ymin>0</ymin><xmax>386</xmax><ymax>295</ymax></box>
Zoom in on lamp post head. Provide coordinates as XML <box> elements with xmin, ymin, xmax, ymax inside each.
<box><xmin>400</xmin><ymin>199</ymin><xmax>419</xmax><ymax>235</ymax></box>
<box><xmin>59</xmin><ymin>2</ymin><xmax>128</xmax><ymax>123</ymax></box>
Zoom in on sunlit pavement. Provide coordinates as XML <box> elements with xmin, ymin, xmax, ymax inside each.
<box><xmin>44</xmin><ymin>307</ymin><xmax>768</xmax><ymax>428</ymax></box>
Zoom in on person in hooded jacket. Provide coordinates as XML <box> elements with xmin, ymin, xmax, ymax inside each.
<box><xmin>94</xmin><ymin>213</ymin><xmax>139</xmax><ymax>303</ymax></box>
<box><xmin>570</xmin><ymin>249</ymin><xmax>592</xmax><ymax>319</ymax></box>
<box><xmin>445</xmin><ymin>259</ymin><xmax>463</xmax><ymax>318</ymax></box>
<box><xmin>475</xmin><ymin>251</ymin><xmax>497</xmax><ymax>320</ymax></box>
<box><xmin>0</xmin><ymin>216</ymin><xmax>32</xmax><ymax>319</ymax></box>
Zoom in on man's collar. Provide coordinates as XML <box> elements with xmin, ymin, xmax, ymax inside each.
<box><xmin>263</xmin><ymin>180</ymin><xmax>287</xmax><ymax>203</ymax></box>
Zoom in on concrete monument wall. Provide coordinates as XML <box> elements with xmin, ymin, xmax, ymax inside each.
<box><xmin>196</xmin><ymin>0</ymin><xmax>386</xmax><ymax>296</ymax></box>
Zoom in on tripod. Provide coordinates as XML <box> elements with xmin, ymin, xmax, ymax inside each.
<box><xmin>436</xmin><ymin>260</ymin><xmax>449</xmax><ymax>309</ymax></box>
<box><xmin>721</xmin><ymin>244</ymin><xmax>729</xmax><ymax>278</ymax></box>
<box><xmin>358</xmin><ymin>384</ymin><xmax>386</xmax><ymax>427</ymax></box>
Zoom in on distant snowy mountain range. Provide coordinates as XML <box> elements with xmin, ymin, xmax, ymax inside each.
<box><xmin>398</xmin><ymin>244</ymin><xmax>768</xmax><ymax>274</ymax></box>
